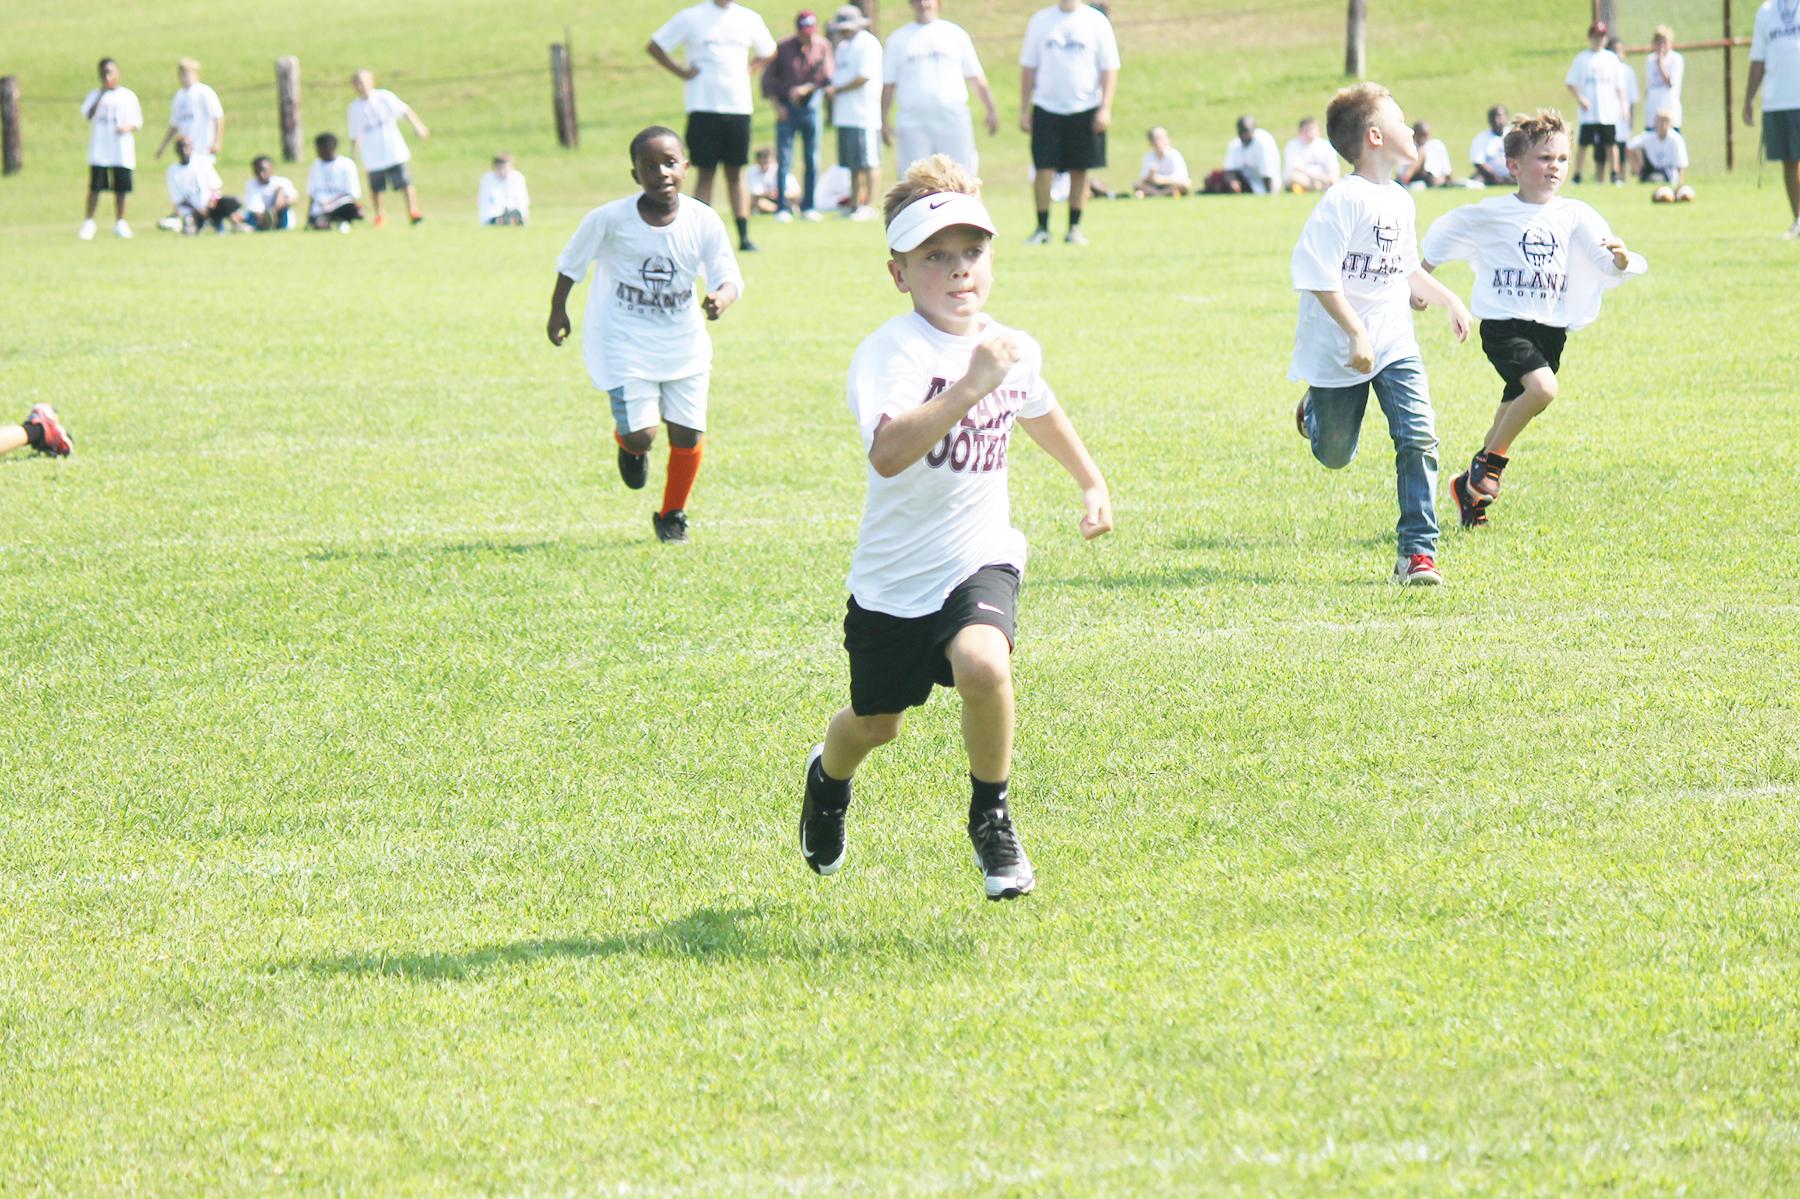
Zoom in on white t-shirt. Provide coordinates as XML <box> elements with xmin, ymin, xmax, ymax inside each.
<box><xmin>169</xmin><ymin>82</ymin><xmax>224</xmax><ymax>156</ymax></box>
<box><xmin>1417</xmin><ymin>138</ymin><xmax>1452</xmax><ymax>180</ymax></box>
<box><xmin>830</xmin><ymin>29</ymin><xmax>883</xmax><ymax>128</ymax></box>
<box><xmin>1628</xmin><ymin>129</ymin><xmax>1689</xmax><ymax>176</ymax></box>
<box><xmin>348</xmin><ymin>89</ymin><xmax>412</xmax><ymax>171</ymax></box>
<box><xmin>1019</xmin><ymin>3</ymin><xmax>1121</xmax><ymax>115</ymax></box>
<box><xmin>1282</xmin><ymin>135</ymin><xmax>1339</xmax><ymax>186</ymax></box>
<box><xmin>478</xmin><ymin>169</ymin><xmax>531</xmax><ymax>222</ymax></box>
<box><xmin>555</xmin><ymin>194</ymin><xmax>745</xmax><ymax>389</ymax></box>
<box><xmin>1566</xmin><ymin>47</ymin><xmax>1628</xmax><ymax>126</ymax></box>
<box><xmin>242</xmin><ymin>174</ymin><xmax>298</xmax><ymax>214</ymax></box>
<box><xmin>845</xmin><ymin>312</ymin><xmax>1057</xmax><ymax>618</ymax></box>
<box><xmin>1470</xmin><ymin>129</ymin><xmax>1511</xmax><ymax>179</ymax></box>
<box><xmin>1224</xmin><ymin>129</ymin><xmax>1281</xmax><ymax>192</ymax></box>
<box><xmin>1288</xmin><ymin>174</ymin><xmax>1421</xmax><ymax>387</ymax></box>
<box><xmin>306</xmin><ymin>157</ymin><xmax>363</xmax><ymax>215</ymax></box>
<box><xmin>81</xmin><ymin>87</ymin><xmax>143</xmax><ymax>169</ymax></box>
<box><xmin>165</xmin><ymin>159</ymin><xmax>223</xmax><ymax>211</ymax></box>
<box><xmin>816</xmin><ymin>163</ymin><xmax>853</xmax><ymax>209</ymax></box>
<box><xmin>1616</xmin><ymin>65</ymin><xmax>1641</xmax><ymax>140</ymax></box>
<box><xmin>1751</xmin><ymin>0</ymin><xmax>1800</xmax><ymax>112</ymax></box>
<box><xmin>1421</xmin><ymin>194</ymin><xmax>1646</xmax><ymax>330</ymax></box>
<box><xmin>884</xmin><ymin>19</ymin><xmax>984</xmax><ymax>115</ymax></box>
<box><xmin>652</xmin><ymin>1</ymin><xmax>778</xmax><ymax>116</ymax></box>
<box><xmin>1139</xmin><ymin>147</ymin><xmax>1189</xmax><ymax>184</ymax></box>
<box><xmin>1644</xmin><ymin>50</ymin><xmax>1685</xmax><ymax>127</ymax></box>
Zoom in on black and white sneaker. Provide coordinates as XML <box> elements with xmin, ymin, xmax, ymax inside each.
<box><xmin>969</xmin><ymin>808</ymin><xmax>1034</xmax><ymax>900</ymax></box>
<box><xmin>618</xmin><ymin>445</ymin><xmax>647</xmax><ymax>490</ymax></box>
<box><xmin>799</xmin><ymin>743</ymin><xmax>847</xmax><ymax>875</ymax></box>
<box><xmin>652</xmin><ymin>509</ymin><xmax>689</xmax><ymax>543</ymax></box>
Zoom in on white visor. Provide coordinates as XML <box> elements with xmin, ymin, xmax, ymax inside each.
<box><xmin>885</xmin><ymin>192</ymin><xmax>997</xmax><ymax>252</ymax></box>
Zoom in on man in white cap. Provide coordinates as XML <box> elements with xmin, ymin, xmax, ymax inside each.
<box><xmin>796</xmin><ymin>152</ymin><xmax>1112</xmax><ymax>904</ymax></box>
<box><xmin>826</xmin><ymin>4</ymin><xmax>883</xmax><ymax>219</ymax></box>
<box><xmin>880</xmin><ymin>0</ymin><xmax>999</xmax><ymax>174</ymax></box>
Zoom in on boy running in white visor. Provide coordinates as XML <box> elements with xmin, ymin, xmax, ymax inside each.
<box><xmin>798</xmin><ymin>155</ymin><xmax>1113</xmax><ymax>901</ymax></box>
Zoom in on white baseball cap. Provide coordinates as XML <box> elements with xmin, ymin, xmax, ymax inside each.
<box><xmin>884</xmin><ymin>192</ymin><xmax>997</xmax><ymax>253</ymax></box>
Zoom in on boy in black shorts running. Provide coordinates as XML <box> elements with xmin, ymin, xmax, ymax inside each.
<box><xmin>799</xmin><ymin>155</ymin><xmax>1112</xmax><ymax>901</ymax></box>
<box><xmin>1420</xmin><ymin>109</ymin><xmax>1645</xmax><ymax>527</ymax></box>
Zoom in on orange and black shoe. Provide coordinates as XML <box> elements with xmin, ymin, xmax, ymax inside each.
<box><xmin>1451</xmin><ymin>451</ymin><xmax>1507</xmax><ymax>528</ymax></box>
<box><xmin>24</xmin><ymin>404</ymin><xmax>72</xmax><ymax>457</ymax></box>
<box><xmin>1450</xmin><ymin>470</ymin><xmax>1489</xmax><ymax>528</ymax></box>
<box><xmin>409</xmin><ymin>209</ymin><xmax>425</xmax><ymax>226</ymax></box>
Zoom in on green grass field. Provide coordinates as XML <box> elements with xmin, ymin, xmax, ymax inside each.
<box><xmin>4</xmin><ymin>1</ymin><xmax>1800</xmax><ymax>1194</ymax></box>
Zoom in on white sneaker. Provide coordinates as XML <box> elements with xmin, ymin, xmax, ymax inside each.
<box><xmin>77</xmin><ymin>219</ymin><xmax>96</xmax><ymax>241</ymax></box>
<box><xmin>848</xmin><ymin>205</ymin><xmax>878</xmax><ymax>222</ymax></box>
<box><xmin>774</xmin><ymin>210</ymin><xmax>794</xmax><ymax>224</ymax></box>
<box><xmin>1065</xmin><ymin>227</ymin><xmax>1089</xmax><ymax>246</ymax></box>
<box><xmin>114</xmin><ymin>219</ymin><xmax>133</xmax><ymax>239</ymax></box>
<box><xmin>156</xmin><ymin>216</ymin><xmax>182</xmax><ymax>232</ymax></box>
<box><xmin>337</xmin><ymin>222</ymin><xmax>352</xmax><ymax>234</ymax></box>
<box><xmin>1025</xmin><ymin>228</ymin><xmax>1052</xmax><ymax>245</ymax></box>
<box><xmin>801</xmin><ymin>209</ymin><xmax>823</xmax><ymax>222</ymax></box>
<box><xmin>1784</xmin><ymin>218</ymin><xmax>1800</xmax><ymax>240</ymax></box>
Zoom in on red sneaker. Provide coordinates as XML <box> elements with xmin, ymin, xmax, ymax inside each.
<box><xmin>1393</xmin><ymin>553</ymin><xmax>1442</xmax><ymax>586</ymax></box>
<box><xmin>373</xmin><ymin>212</ymin><xmax>388</xmax><ymax>229</ymax></box>
<box><xmin>25</xmin><ymin>404</ymin><xmax>72</xmax><ymax>456</ymax></box>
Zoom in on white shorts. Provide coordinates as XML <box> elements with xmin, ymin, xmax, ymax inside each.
<box><xmin>606</xmin><ymin>374</ymin><xmax>709</xmax><ymax>435</ymax></box>
<box><xmin>896</xmin><ymin>109</ymin><xmax>977</xmax><ymax>178</ymax></box>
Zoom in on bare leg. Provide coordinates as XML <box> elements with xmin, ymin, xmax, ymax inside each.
<box><xmin>1784</xmin><ymin>160</ymin><xmax>1800</xmax><ymax>218</ymax></box>
<box><xmin>620</xmin><ymin>426</ymin><xmax>659</xmax><ymax>455</ymax></box>
<box><xmin>370</xmin><ymin>187</ymin><xmax>385</xmax><ymax>222</ymax></box>
<box><xmin>1068</xmin><ymin>169</ymin><xmax>1089</xmax><ymax>216</ymax></box>
<box><xmin>693</xmin><ymin>164</ymin><xmax>717</xmax><ymax>207</ymax></box>
<box><xmin>403</xmin><ymin>184</ymin><xmax>420</xmax><ymax>217</ymax></box>
<box><xmin>722</xmin><ymin>164</ymin><xmax>748</xmax><ymax>222</ymax></box>
<box><xmin>1033</xmin><ymin>169</ymin><xmax>1055</xmax><ymax>213</ymax></box>
<box><xmin>666</xmin><ymin>421</ymin><xmax>701</xmax><ymax>450</ymax></box>
<box><xmin>84</xmin><ymin>190</ymin><xmax>100</xmax><ymax>220</ymax></box>
<box><xmin>1482</xmin><ymin>368</ymin><xmax>1558</xmax><ymax>457</ymax></box>
<box><xmin>0</xmin><ymin>424</ymin><xmax>27</xmax><ymax>456</ymax></box>
<box><xmin>947</xmin><ymin>624</ymin><xmax>1014</xmax><ymax>784</ymax></box>
<box><xmin>822</xmin><ymin>706</ymin><xmax>903</xmax><ymax>780</ymax></box>
<box><xmin>854</xmin><ymin>167</ymin><xmax>873</xmax><ymax>208</ymax></box>
<box><xmin>114</xmin><ymin>192</ymin><xmax>127</xmax><ymax>220</ymax></box>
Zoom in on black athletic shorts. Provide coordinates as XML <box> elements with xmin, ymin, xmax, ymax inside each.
<box><xmin>1031</xmin><ymin>106</ymin><xmax>1107</xmax><ymax>172</ymax></box>
<box><xmin>843</xmin><ymin>564</ymin><xmax>1020</xmax><ymax>716</ymax></box>
<box><xmin>686</xmin><ymin>111</ymin><xmax>752</xmax><ymax>169</ymax></box>
<box><xmin>89</xmin><ymin>165</ymin><xmax>132</xmax><ymax>193</ymax></box>
<box><xmin>1577</xmin><ymin>123</ymin><xmax>1617</xmax><ymax>149</ymax></box>
<box><xmin>1763</xmin><ymin>108</ymin><xmax>1800</xmax><ymax>162</ymax></box>
<box><xmin>1480</xmin><ymin>318</ymin><xmax>1567</xmax><ymax>403</ymax></box>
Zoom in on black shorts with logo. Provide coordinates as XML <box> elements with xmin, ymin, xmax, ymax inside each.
<box><xmin>89</xmin><ymin>165</ymin><xmax>133</xmax><ymax>193</ymax></box>
<box><xmin>1480</xmin><ymin>318</ymin><xmax>1567</xmax><ymax>402</ymax></box>
<box><xmin>1031</xmin><ymin>107</ymin><xmax>1107</xmax><ymax>173</ymax></box>
<box><xmin>686</xmin><ymin>111</ymin><xmax>753</xmax><ymax>169</ymax></box>
<box><xmin>1577</xmin><ymin>123</ymin><xmax>1618</xmax><ymax>149</ymax></box>
<box><xmin>843</xmin><ymin>564</ymin><xmax>1020</xmax><ymax>716</ymax></box>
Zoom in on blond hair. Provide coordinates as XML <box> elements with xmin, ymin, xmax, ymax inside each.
<box><xmin>882</xmin><ymin>154</ymin><xmax>982</xmax><ymax>233</ymax></box>
<box><xmin>1503</xmin><ymin>108</ymin><xmax>1570</xmax><ymax>162</ymax></box>
<box><xmin>1653</xmin><ymin>24</ymin><xmax>1674</xmax><ymax>43</ymax></box>
<box><xmin>1325</xmin><ymin>82</ymin><xmax>1390</xmax><ymax>164</ymax></box>
<box><xmin>177</xmin><ymin>57</ymin><xmax>200</xmax><ymax>73</ymax></box>
<box><xmin>351</xmin><ymin>68</ymin><xmax>375</xmax><ymax>87</ymax></box>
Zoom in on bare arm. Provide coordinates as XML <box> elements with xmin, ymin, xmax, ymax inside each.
<box><xmin>1309</xmin><ymin>289</ymin><xmax>1373</xmax><ymax>373</ymax></box>
<box><xmin>880</xmin><ymin>83</ymin><xmax>896</xmax><ymax>144</ymax></box>
<box><xmin>403</xmin><ymin>107</ymin><xmax>428</xmax><ymax>139</ymax></box>
<box><xmin>647</xmin><ymin>40</ymin><xmax>699</xmax><ymax>81</ymax></box>
<box><xmin>1744</xmin><ymin>62</ymin><xmax>1766</xmax><ymax>124</ymax></box>
<box><xmin>1019</xmin><ymin>405</ymin><xmax>1113</xmax><ymax>539</ymax></box>
<box><xmin>1093</xmin><ymin>67</ymin><xmax>1118</xmax><ymax>132</ymax></box>
<box><xmin>1407</xmin><ymin>267</ymin><xmax>1470</xmax><ymax>341</ymax></box>
<box><xmin>546</xmin><ymin>274</ymin><xmax>577</xmax><ymax>345</ymax></box>
<box><xmin>155</xmin><ymin>124</ymin><xmax>178</xmax><ymax>158</ymax></box>
<box><xmin>969</xmin><ymin>74</ymin><xmax>999</xmax><ymax>135</ymax></box>
<box><xmin>211</xmin><ymin>113</ymin><xmax>225</xmax><ymax>157</ymax></box>
<box><xmin>869</xmin><ymin>336</ymin><xmax>1017</xmax><ymax>477</ymax></box>
<box><xmin>1566</xmin><ymin>82</ymin><xmax>1588</xmax><ymax>111</ymax></box>
<box><xmin>1019</xmin><ymin>67</ymin><xmax>1035</xmax><ymax>133</ymax></box>
<box><xmin>701</xmin><ymin>281</ymin><xmax>739</xmax><ymax>321</ymax></box>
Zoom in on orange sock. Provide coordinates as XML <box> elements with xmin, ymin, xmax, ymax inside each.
<box><xmin>661</xmin><ymin>441</ymin><xmax>703</xmax><ymax>516</ymax></box>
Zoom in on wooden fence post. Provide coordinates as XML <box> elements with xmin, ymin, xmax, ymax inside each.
<box><xmin>551</xmin><ymin>42</ymin><xmax>578</xmax><ymax>148</ymax></box>
<box><xmin>1</xmin><ymin>76</ymin><xmax>20</xmax><ymax>176</ymax></box>
<box><xmin>1345</xmin><ymin>0</ymin><xmax>1367</xmax><ymax>77</ymax></box>
<box><xmin>276</xmin><ymin>57</ymin><xmax>302</xmax><ymax>163</ymax></box>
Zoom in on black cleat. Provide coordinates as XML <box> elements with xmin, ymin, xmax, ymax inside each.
<box><xmin>652</xmin><ymin>508</ymin><xmax>689</xmax><ymax>543</ymax></box>
<box><xmin>618</xmin><ymin>445</ymin><xmax>648</xmax><ymax>490</ymax></box>
<box><xmin>1449</xmin><ymin>470</ymin><xmax>1490</xmax><ymax>529</ymax></box>
<box><xmin>969</xmin><ymin>808</ymin><xmax>1035</xmax><ymax>901</ymax></box>
<box><xmin>799</xmin><ymin>743</ymin><xmax>848</xmax><ymax>876</ymax></box>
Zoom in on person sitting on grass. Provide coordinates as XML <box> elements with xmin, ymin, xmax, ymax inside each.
<box><xmin>1421</xmin><ymin>108</ymin><xmax>1646</xmax><ymax>530</ymax></box>
<box><xmin>1209</xmin><ymin>114</ymin><xmax>1279</xmax><ymax>194</ymax></box>
<box><xmin>165</xmin><ymin>136</ymin><xmax>244</xmax><ymax>233</ymax></box>
<box><xmin>306</xmin><ymin>132</ymin><xmax>363</xmax><ymax>230</ymax></box>
<box><xmin>1135</xmin><ymin>125</ymin><xmax>1191</xmax><ymax>196</ymax></box>
<box><xmin>478</xmin><ymin>153</ymin><xmax>531</xmax><ymax>225</ymax></box>
<box><xmin>0</xmin><ymin>405</ymin><xmax>72</xmax><ymax>460</ymax></box>
<box><xmin>242</xmin><ymin>156</ymin><xmax>298</xmax><ymax>231</ymax></box>
<box><xmin>1282</xmin><ymin>116</ymin><xmax>1340</xmax><ymax>192</ymax></box>
<box><xmin>1628</xmin><ymin>108</ymin><xmax>1692</xmax><ymax>199</ymax></box>
<box><xmin>745</xmin><ymin>146</ymin><xmax>796</xmax><ymax>214</ymax></box>
<box><xmin>1469</xmin><ymin>104</ymin><xmax>1512</xmax><ymax>185</ymax></box>
<box><xmin>1400</xmin><ymin>120</ymin><xmax>1453</xmax><ymax>187</ymax></box>
<box><xmin>796</xmin><ymin>154</ymin><xmax>1113</xmax><ymax>903</ymax></box>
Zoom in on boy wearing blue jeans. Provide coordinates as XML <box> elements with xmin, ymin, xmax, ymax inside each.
<box><xmin>1289</xmin><ymin>83</ymin><xmax>1471</xmax><ymax>585</ymax></box>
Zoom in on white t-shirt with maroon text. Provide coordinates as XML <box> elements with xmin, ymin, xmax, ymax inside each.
<box><xmin>846</xmin><ymin>311</ymin><xmax>1057</xmax><ymax>618</ymax></box>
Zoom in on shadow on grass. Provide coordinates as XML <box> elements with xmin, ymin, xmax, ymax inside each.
<box><xmin>306</xmin><ymin>539</ymin><xmax>561</xmax><ymax>563</ymax></box>
<box><xmin>291</xmin><ymin>904</ymin><xmax>968</xmax><ymax>980</ymax></box>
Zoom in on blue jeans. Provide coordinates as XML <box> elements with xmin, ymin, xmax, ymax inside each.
<box><xmin>775</xmin><ymin>107</ymin><xmax>819</xmax><ymax>214</ymax></box>
<box><xmin>1303</xmin><ymin>356</ymin><xmax>1440</xmax><ymax>556</ymax></box>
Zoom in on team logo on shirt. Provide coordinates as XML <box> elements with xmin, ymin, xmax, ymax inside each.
<box><xmin>639</xmin><ymin>255</ymin><xmax>677</xmax><ymax>295</ymax></box>
<box><xmin>1518</xmin><ymin>226</ymin><xmax>1560</xmax><ymax>266</ymax></box>
<box><xmin>615</xmin><ymin>255</ymin><xmax>690</xmax><ymax>315</ymax></box>
<box><xmin>1371</xmin><ymin>217</ymin><xmax>1399</xmax><ymax>254</ymax></box>
<box><xmin>1780</xmin><ymin>0</ymin><xmax>1799</xmax><ymax>26</ymax></box>
<box><xmin>921</xmin><ymin>376</ymin><xmax>1025</xmax><ymax>475</ymax></box>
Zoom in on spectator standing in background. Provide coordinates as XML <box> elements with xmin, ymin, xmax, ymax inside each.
<box><xmin>1742</xmin><ymin>0</ymin><xmax>1800</xmax><ymax>237</ymax></box>
<box><xmin>155</xmin><ymin>59</ymin><xmax>224</xmax><ymax>165</ymax></box>
<box><xmin>1565</xmin><ymin>21</ymin><xmax>1628</xmax><ymax>184</ymax></box>
<box><xmin>1644</xmin><ymin>26</ymin><xmax>1685</xmax><ymax>130</ymax></box>
<box><xmin>882</xmin><ymin>0</ymin><xmax>1000</xmax><ymax>175</ymax></box>
<box><xmin>79</xmin><ymin>58</ymin><xmax>143</xmax><ymax>240</ymax></box>
<box><xmin>827</xmin><ymin>5</ymin><xmax>883</xmax><ymax>221</ymax></box>
<box><xmin>348</xmin><ymin>69</ymin><xmax>429</xmax><ymax>226</ymax></box>
<box><xmin>648</xmin><ymin>0</ymin><xmax>779</xmax><ymax>252</ymax></box>
<box><xmin>1609</xmin><ymin>36</ymin><xmax>1639</xmax><ymax>157</ymax></box>
<box><xmin>1019</xmin><ymin>0</ymin><xmax>1121</xmax><ymax>246</ymax></box>
<box><xmin>764</xmin><ymin>9</ymin><xmax>836</xmax><ymax>222</ymax></box>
